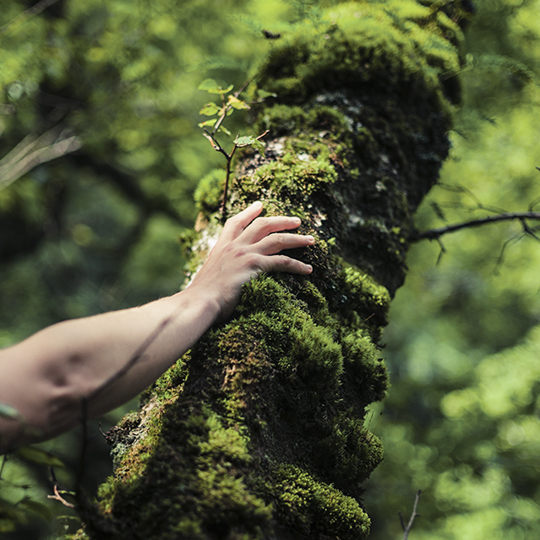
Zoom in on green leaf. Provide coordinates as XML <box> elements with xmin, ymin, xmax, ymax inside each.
<box><xmin>228</xmin><ymin>95</ymin><xmax>250</xmax><ymax>110</ymax></box>
<box><xmin>199</xmin><ymin>102</ymin><xmax>220</xmax><ymax>116</ymax></box>
<box><xmin>0</xmin><ymin>402</ymin><xmax>21</xmax><ymax>420</ymax></box>
<box><xmin>217</xmin><ymin>125</ymin><xmax>232</xmax><ymax>136</ymax></box>
<box><xmin>198</xmin><ymin>78</ymin><xmax>221</xmax><ymax>93</ymax></box>
<box><xmin>252</xmin><ymin>140</ymin><xmax>266</xmax><ymax>156</ymax></box>
<box><xmin>198</xmin><ymin>119</ymin><xmax>217</xmax><ymax>128</ymax></box>
<box><xmin>234</xmin><ymin>135</ymin><xmax>257</xmax><ymax>146</ymax></box>
<box><xmin>233</xmin><ymin>135</ymin><xmax>265</xmax><ymax>154</ymax></box>
<box><xmin>18</xmin><ymin>499</ymin><xmax>53</xmax><ymax>522</ymax></box>
<box><xmin>198</xmin><ymin>79</ymin><xmax>234</xmax><ymax>95</ymax></box>
<box><xmin>257</xmin><ymin>89</ymin><xmax>277</xmax><ymax>99</ymax></box>
<box><xmin>213</xmin><ymin>84</ymin><xmax>234</xmax><ymax>95</ymax></box>
<box><xmin>15</xmin><ymin>446</ymin><xmax>65</xmax><ymax>468</ymax></box>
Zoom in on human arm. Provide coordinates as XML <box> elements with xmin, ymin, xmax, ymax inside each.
<box><xmin>0</xmin><ymin>202</ymin><xmax>314</xmax><ymax>452</ymax></box>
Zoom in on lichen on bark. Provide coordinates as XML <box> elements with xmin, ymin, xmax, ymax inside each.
<box><xmin>73</xmin><ymin>2</ymin><xmax>468</xmax><ymax>539</ymax></box>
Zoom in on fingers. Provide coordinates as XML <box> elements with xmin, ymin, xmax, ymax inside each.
<box><xmin>239</xmin><ymin>215</ymin><xmax>302</xmax><ymax>244</ymax></box>
<box><xmin>221</xmin><ymin>201</ymin><xmax>303</xmax><ymax>246</ymax></box>
<box><xmin>220</xmin><ymin>201</ymin><xmax>263</xmax><ymax>243</ymax></box>
<box><xmin>219</xmin><ymin>202</ymin><xmax>315</xmax><ymax>277</ymax></box>
<box><xmin>256</xmin><ymin>232</ymin><xmax>315</xmax><ymax>255</ymax></box>
<box><xmin>258</xmin><ymin>254</ymin><xmax>313</xmax><ymax>275</ymax></box>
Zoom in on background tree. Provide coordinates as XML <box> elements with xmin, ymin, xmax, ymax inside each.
<box><xmin>0</xmin><ymin>0</ymin><xmax>539</xmax><ymax>539</ymax></box>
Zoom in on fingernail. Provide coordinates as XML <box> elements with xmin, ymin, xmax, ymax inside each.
<box><xmin>307</xmin><ymin>235</ymin><xmax>315</xmax><ymax>243</ymax></box>
<box><xmin>252</xmin><ymin>201</ymin><xmax>263</xmax><ymax>208</ymax></box>
<box><xmin>306</xmin><ymin>264</ymin><xmax>313</xmax><ymax>272</ymax></box>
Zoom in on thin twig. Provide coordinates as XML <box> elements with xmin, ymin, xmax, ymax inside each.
<box><xmin>211</xmin><ymin>77</ymin><xmax>254</xmax><ymax>136</ymax></box>
<box><xmin>203</xmin><ymin>129</ymin><xmax>229</xmax><ymax>161</ymax></box>
<box><xmin>0</xmin><ymin>454</ymin><xmax>6</xmax><ymax>480</ymax></box>
<box><xmin>47</xmin><ymin>484</ymin><xmax>75</xmax><ymax>509</ymax></box>
<box><xmin>221</xmin><ymin>145</ymin><xmax>237</xmax><ymax>220</ymax></box>
<box><xmin>204</xmin><ymin>129</ymin><xmax>235</xmax><ymax>219</ymax></box>
<box><xmin>399</xmin><ymin>490</ymin><xmax>422</xmax><ymax>540</ymax></box>
<box><xmin>412</xmin><ymin>212</ymin><xmax>540</xmax><ymax>241</ymax></box>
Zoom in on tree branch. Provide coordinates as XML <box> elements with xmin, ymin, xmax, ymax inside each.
<box><xmin>411</xmin><ymin>212</ymin><xmax>540</xmax><ymax>241</ymax></box>
<box><xmin>399</xmin><ymin>490</ymin><xmax>422</xmax><ymax>540</ymax></box>
<box><xmin>0</xmin><ymin>124</ymin><xmax>81</xmax><ymax>189</ymax></box>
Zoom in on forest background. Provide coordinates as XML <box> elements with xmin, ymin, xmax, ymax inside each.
<box><xmin>0</xmin><ymin>0</ymin><xmax>539</xmax><ymax>539</ymax></box>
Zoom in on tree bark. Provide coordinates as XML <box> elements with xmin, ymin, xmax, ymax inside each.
<box><xmin>74</xmin><ymin>2</ymin><xmax>468</xmax><ymax>539</ymax></box>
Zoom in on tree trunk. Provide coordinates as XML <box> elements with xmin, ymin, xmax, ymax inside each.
<box><xmin>75</xmin><ymin>2</ymin><xmax>467</xmax><ymax>538</ymax></box>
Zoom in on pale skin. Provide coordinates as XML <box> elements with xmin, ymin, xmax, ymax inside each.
<box><xmin>0</xmin><ymin>202</ymin><xmax>314</xmax><ymax>453</ymax></box>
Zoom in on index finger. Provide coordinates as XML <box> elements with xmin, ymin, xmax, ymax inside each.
<box><xmin>239</xmin><ymin>215</ymin><xmax>302</xmax><ymax>244</ymax></box>
<box><xmin>220</xmin><ymin>201</ymin><xmax>264</xmax><ymax>243</ymax></box>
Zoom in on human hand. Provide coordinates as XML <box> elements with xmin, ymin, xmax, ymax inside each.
<box><xmin>190</xmin><ymin>201</ymin><xmax>314</xmax><ymax>321</ymax></box>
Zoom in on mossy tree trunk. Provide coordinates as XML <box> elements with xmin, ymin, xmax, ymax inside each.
<box><xmin>76</xmin><ymin>2</ymin><xmax>467</xmax><ymax>539</ymax></box>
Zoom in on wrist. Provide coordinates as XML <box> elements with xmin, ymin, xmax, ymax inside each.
<box><xmin>175</xmin><ymin>284</ymin><xmax>222</xmax><ymax>327</ymax></box>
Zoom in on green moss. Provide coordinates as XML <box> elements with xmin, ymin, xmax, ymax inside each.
<box><xmin>271</xmin><ymin>464</ymin><xmax>371</xmax><ymax>539</ymax></box>
<box><xmin>236</xmin><ymin>143</ymin><xmax>337</xmax><ymax>209</ymax></box>
<box><xmin>315</xmin><ymin>409</ymin><xmax>384</xmax><ymax>489</ymax></box>
<box><xmin>337</xmin><ymin>262</ymin><xmax>391</xmax><ymax>327</ymax></box>
<box><xmin>194</xmin><ymin>169</ymin><xmax>225</xmax><ymax>213</ymax></box>
<box><xmin>256</xmin><ymin>103</ymin><xmax>351</xmax><ymax>139</ymax></box>
<box><xmin>257</xmin><ymin>1</ymin><xmax>464</xmax><ymax>113</ymax></box>
<box><xmin>342</xmin><ymin>329</ymin><xmax>388</xmax><ymax>403</ymax></box>
<box><xmin>85</xmin><ymin>403</ymin><xmax>270</xmax><ymax>540</ymax></box>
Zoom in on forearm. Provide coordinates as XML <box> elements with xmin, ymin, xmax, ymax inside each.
<box><xmin>0</xmin><ymin>286</ymin><xmax>219</xmax><ymax>450</ymax></box>
<box><xmin>0</xmin><ymin>202</ymin><xmax>314</xmax><ymax>452</ymax></box>
<box><xmin>55</xmin><ymin>286</ymin><xmax>220</xmax><ymax>415</ymax></box>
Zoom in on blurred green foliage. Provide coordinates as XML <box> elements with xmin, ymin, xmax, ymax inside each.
<box><xmin>364</xmin><ymin>0</ymin><xmax>540</xmax><ymax>537</ymax></box>
<box><xmin>0</xmin><ymin>0</ymin><xmax>539</xmax><ymax>538</ymax></box>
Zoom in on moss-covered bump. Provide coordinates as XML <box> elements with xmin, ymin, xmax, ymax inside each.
<box><xmin>272</xmin><ymin>464</ymin><xmax>371</xmax><ymax>539</ymax></box>
<box><xmin>257</xmin><ymin>0</ymin><xmax>465</xmax><ymax>114</ymax></box>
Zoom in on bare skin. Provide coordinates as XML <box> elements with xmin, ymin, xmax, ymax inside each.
<box><xmin>0</xmin><ymin>202</ymin><xmax>314</xmax><ymax>453</ymax></box>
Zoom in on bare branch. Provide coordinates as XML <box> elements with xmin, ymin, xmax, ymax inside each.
<box><xmin>48</xmin><ymin>483</ymin><xmax>75</xmax><ymax>509</ymax></box>
<box><xmin>0</xmin><ymin>125</ymin><xmax>81</xmax><ymax>189</ymax></box>
<box><xmin>0</xmin><ymin>0</ymin><xmax>61</xmax><ymax>33</ymax></box>
<box><xmin>203</xmin><ymin>128</ymin><xmax>236</xmax><ymax>220</ymax></box>
<box><xmin>412</xmin><ymin>212</ymin><xmax>540</xmax><ymax>242</ymax></box>
<box><xmin>400</xmin><ymin>490</ymin><xmax>422</xmax><ymax>540</ymax></box>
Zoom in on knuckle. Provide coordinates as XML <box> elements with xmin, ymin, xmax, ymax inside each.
<box><xmin>254</xmin><ymin>216</ymin><xmax>270</xmax><ymax>229</ymax></box>
<box><xmin>247</xmin><ymin>253</ymin><xmax>263</xmax><ymax>271</ymax></box>
<box><xmin>278</xmin><ymin>254</ymin><xmax>293</xmax><ymax>267</ymax></box>
<box><xmin>274</xmin><ymin>233</ymin><xmax>286</xmax><ymax>246</ymax></box>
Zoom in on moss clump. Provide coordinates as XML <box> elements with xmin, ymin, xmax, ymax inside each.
<box><xmin>255</xmin><ymin>103</ymin><xmax>352</xmax><ymax>140</ymax></box>
<box><xmin>337</xmin><ymin>263</ymin><xmax>391</xmax><ymax>328</ymax></box>
<box><xmin>233</xmin><ymin>136</ymin><xmax>339</xmax><ymax>211</ymax></box>
<box><xmin>257</xmin><ymin>0</ymin><xmax>464</xmax><ymax>114</ymax></box>
<box><xmin>194</xmin><ymin>169</ymin><xmax>225</xmax><ymax>213</ymax></box>
<box><xmin>342</xmin><ymin>329</ymin><xmax>388</xmax><ymax>404</ymax></box>
<box><xmin>83</xmin><ymin>402</ymin><xmax>271</xmax><ymax>540</ymax></box>
<box><xmin>271</xmin><ymin>464</ymin><xmax>371</xmax><ymax>540</ymax></box>
<box><xmin>313</xmin><ymin>409</ymin><xmax>384</xmax><ymax>491</ymax></box>
<box><xmin>233</xmin><ymin>275</ymin><xmax>345</xmax><ymax>393</ymax></box>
